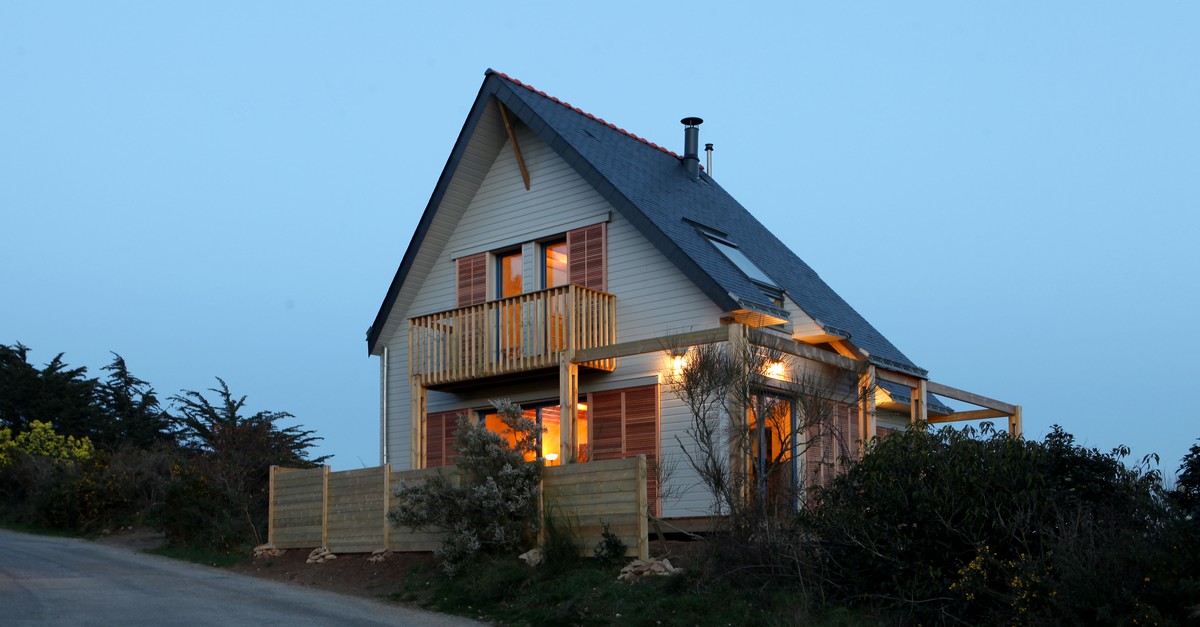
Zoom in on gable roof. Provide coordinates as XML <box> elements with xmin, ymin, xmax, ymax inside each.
<box><xmin>367</xmin><ymin>69</ymin><xmax>927</xmax><ymax>377</ymax></box>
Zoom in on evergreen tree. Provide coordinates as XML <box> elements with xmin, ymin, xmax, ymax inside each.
<box><xmin>95</xmin><ymin>354</ymin><xmax>175</xmax><ymax>451</ymax></box>
<box><xmin>0</xmin><ymin>344</ymin><xmax>97</xmax><ymax>439</ymax></box>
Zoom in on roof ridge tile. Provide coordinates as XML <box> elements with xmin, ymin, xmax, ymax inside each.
<box><xmin>489</xmin><ymin>70</ymin><xmax>682</xmax><ymax>160</ymax></box>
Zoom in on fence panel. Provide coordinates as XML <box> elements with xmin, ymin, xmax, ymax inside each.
<box><xmin>543</xmin><ymin>456</ymin><xmax>648</xmax><ymax>559</ymax></box>
<box><xmin>269</xmin><ymin>458</ymin><xmax>646</xmax><ymax>560</ymax></box>
<box><xmin>270</xmin><ymin>467</ymin><xmax>325</xmax><ymax>548</ymax></box>
<box><xmin>326</xmin><ymin>466</ymin><xmax>388</xmax><ymax>553</ymax></box>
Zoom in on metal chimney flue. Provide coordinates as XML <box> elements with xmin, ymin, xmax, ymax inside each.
<box><xmin>705</xmin><ymin>142</ymin><xmax>713</xmax><ymax>176</ymax></box>
<box><xmin>681</xmin><ymin>117</ymin><xmax>703</xmax><ymax>179</ymax></box>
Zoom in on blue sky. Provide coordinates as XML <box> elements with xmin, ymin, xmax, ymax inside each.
<box><xmin>2</xmin><ymin>2</ymin><xmax>1196</xmax><ymax>476</ymax></box>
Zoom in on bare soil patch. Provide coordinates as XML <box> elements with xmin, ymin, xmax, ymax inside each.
<box><xmin>94</xmin><ymin>526</ymin><xmax>168</xmax><ymax>551</ymax></box>
<box><xmin>228</xmin><ymin>548</ymin><xmax>439</xmax><ymax>604</ymax></box>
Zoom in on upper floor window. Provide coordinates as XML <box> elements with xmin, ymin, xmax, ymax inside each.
<box><xmin>455</xmin><ymin>222</ymin><xmax>607</xmax><ymax>308</ymax></box>
<box><xmin>544</xmin><ymin>239</ymin><xmax>569</xmax><ymax>289</ymax></box>
<box><xmin>498</xmin><ymin>249</ymin><xmax>524</xmax><ymax>298</ymax></box>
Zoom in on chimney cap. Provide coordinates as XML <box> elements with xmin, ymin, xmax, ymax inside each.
<box><xmin>681</xmin><ymin>117</ymin><xmax>704</xmax><ymax>127</ymax></box>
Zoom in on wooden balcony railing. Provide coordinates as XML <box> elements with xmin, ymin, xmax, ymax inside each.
<box><xmin>409</xmin><ymin>284</ymin><xmax>616</xmax><ymax>387</ymax></box>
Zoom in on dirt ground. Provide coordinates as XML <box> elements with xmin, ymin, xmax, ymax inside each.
<box><xmin>227</xmin><ymin>548</ymin><xmax>438</xmax><ymax>604</ymax></box>
<box><xmin>95</xmin><ymin>527</ymin><xmax>437</xmax><ymax>605</ymax></box>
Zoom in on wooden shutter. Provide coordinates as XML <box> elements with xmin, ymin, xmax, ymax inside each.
<box><xmin>456</xmin><ymin>253</ymin><xmax>487</xmax><ymax>307</ymax></box>
<box><xmin>567</xmin><ymin>223</ymin><xmax>606</xmax><ymax>291</ymax></box>
<box><xmin>425</xmin><ymin>411</ymin><xmax>459</xmax><ymax>468</ymax></box>
<box><xmin>590</xmin><ymin>384</ymin><xmax>659</xmax><ymax>515</ymax></box>
<box><xmin>591</xmin><ymin>390</ymin><xmax>625</xmax><ymax>461</ymax></box>
<box><xmin>804</xmin><ymin>402</ymin><xmax>856</xmax><ymax>489</ymax></box>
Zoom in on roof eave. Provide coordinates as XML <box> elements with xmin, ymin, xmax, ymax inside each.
<box><xmin>366</xmin><ymin>71</ymin><xmax>508</xmax><ymax>355</ymax></box>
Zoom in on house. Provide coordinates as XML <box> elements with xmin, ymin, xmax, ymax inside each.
<box><xmin>365</xmin><ymin>69</ymin><xmax>1020</xmax><ymax>521</ymax></box>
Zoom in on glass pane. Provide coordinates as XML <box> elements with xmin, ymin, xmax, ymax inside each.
<box><xmin>576</xmin><ymin>401</ymin><xmax>589</xmax><ymax>462</ymax></box>
<box><xmin>500</xmin><ymin>252</ymin><xmax>523</xmax><ymax>298</ymax></box>
<box><xmin>749</xmin><ymin>395</ymin><xmax>793</xmax><ymax>461</ymax></box>
<box><xmin>541</xmin><ymin>405</ymin><xmax>561</xmax><ymax>464</ymax></box>
<box><xmin>483</xmin><ymin>409</ymin><xmax>538</xmax><ymax>462</ymax></box>
<box><xmin>709</xmin><ymin>238</ymin><xmax>779</xmax><ymax>288</ymax></box>
<box><xmin>545</xmin><ymin>240</ymin><xmax>569</xmax><ymax>289</ymax></box>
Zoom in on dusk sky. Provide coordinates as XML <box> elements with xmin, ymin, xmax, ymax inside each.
<box><xmin>3</xmin><ymin>3</ymin><xmax>1196</xmax><ymax>477</ymax></box>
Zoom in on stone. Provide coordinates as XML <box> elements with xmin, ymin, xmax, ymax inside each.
<box><xmin>518</xmin><ymin>548</ymin><xmax>544</xmax><ymax>567</ymax></box>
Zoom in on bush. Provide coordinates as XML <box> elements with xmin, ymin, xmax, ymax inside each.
<box><xmin>593</xmin><ymin>522</ymin><xmax>627</xmax><ymax>565</ymax></box>
<box><xmin>540</xmin><ymin>507</ymin><xmax>582</xmax><ymax>573</ymax></box>
<box><xmin>390</xmin><ymin>399</ymin><xmax>541</xmax><ymax>576</ymax></box>
<box><xmin>805</xmin><ymin>423</ymin><xmax>1195</xmax><ymax>625</ymax></box>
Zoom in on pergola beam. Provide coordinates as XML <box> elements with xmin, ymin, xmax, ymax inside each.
<box><xmin>927</xmin><ymin>381</ymin><xmax>1018</xmax><ymax>414</ymax></box>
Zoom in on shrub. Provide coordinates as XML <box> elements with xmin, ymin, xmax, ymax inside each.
<box><xmin>805</xmin><ymin>423</ymin><xmax>1193</xmax><ymax>625</ymax></box>
<box><xmin>593</xmin><ymin>522</ymin><xmax>627</xmax><ymax>565</ymax></box>
<box><xmin>540</xmin><ymin>507</ymin><xmax>582</xmax><ymax>573</ymax></box>
<box><xmin>390</xmin><ymin>399</ymin><xmax>541</xmax><ymax>576</ymax></box>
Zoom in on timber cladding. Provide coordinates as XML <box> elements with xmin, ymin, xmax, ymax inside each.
<box><xmin>326</xmin><ymin>466</ymin><xmax>388</xmax><ymax>553</ymax></box>
<box><xmin>268</xmin><ymin>457</ymin><xmax>648</xmax><ymax>560</ymax></box>
<box><xmin>269</xmin><ymin>467</ymin><xmax>325</xmax><ymax>548</ymax></box>
<box><xmin>542</xmin><ymin>456</ymin><xmax>648</xmax><ymax>559</ymax></box>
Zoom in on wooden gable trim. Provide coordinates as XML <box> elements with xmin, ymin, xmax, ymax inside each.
<box><xmin>497</xmin><ymin>100</ymin><xmax>531</xmax><ymax>191</ymax></box>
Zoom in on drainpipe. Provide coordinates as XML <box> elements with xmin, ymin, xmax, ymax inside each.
<box><xmin>381</xmin><ymin>346</ymin><xmax>388</xmax><ymax>465</ymax></box>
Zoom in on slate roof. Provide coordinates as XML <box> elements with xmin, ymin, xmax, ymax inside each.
<box><xmin>368</xmin><ymin>70</ymin><xmax>928</xmax><ymax>378</ymax></box>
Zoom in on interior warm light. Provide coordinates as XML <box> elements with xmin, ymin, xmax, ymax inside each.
<box><xmin>765</xmin><ymin>361</ymin><xmax>786</xmax><ymax>379</ymax></box>
<box><xmin>544</xmin><ymin>453</ymin><xmax>559</xmax><ymax>465</ymax></box>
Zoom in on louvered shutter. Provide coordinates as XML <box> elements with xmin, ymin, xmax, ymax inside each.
<box><xmin>804</xmin><ymin>402</ymin><xmax>856</xmax><ymax>489</ymax></box>
<box><xmin>567</xmin><ymin>223</ymin><xmax>606</xmax><ymax>291</ymax></box>
<box><xmin>456</xmin><ymin>253</ymin><xmax>487</xmax><ymax>307</ymax></box>
<box><xmin>591</xmin><ymin>390</ymin><xmax>624</xmax><ymax>461</ymax></box>
<box><xmin>425</xmin><ymin>411</ymin><xmax>459</xmax><ymax>468</ymax></box>
<box><xmin>590</xmin><ymin>385</ymin><xmax>659</xmax><ymax>515</ymax></box>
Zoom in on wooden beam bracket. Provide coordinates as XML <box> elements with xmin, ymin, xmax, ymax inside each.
<box><xmin>497</xmin><ymin>100</ymin><xmax>531</xmax><ymax>190</ymax></box>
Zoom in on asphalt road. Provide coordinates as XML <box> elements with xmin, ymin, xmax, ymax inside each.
<box><xmin>0</xmin><ymin>529</ymin><xmax>483</xmax><ymax>626</ymax></box>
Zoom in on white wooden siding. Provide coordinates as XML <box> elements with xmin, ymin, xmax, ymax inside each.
<box><xmin>381</xmin><ymin>122</ymin><xmax>726</xmax><ymax>516</ymax></box>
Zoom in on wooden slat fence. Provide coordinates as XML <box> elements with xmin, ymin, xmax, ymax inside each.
<box><xmin>269</xmin><ymin>456</ymin><xmax>648</xmax><ymax>560</ymax></box>
<box><xmin>542</xmin><ymin>456</ymin><xmax>648</xmax><ymax>560</ymax></box>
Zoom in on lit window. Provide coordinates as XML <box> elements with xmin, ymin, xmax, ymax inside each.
<box><xmin>544</xmin><ymin>240</ymin><xmax>569</xmax><ymax>288</ymax></box>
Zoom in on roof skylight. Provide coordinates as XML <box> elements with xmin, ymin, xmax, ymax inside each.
<box><xmin>705</xmin><ymin>235</ymin><xmax>780</xmax><ymax>289</ymax></box>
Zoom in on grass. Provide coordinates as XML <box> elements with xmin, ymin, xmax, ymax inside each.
<box><xmin>0</xmin><ymin>519</ymin><xmax>85</xmax><ymax>538</ymax></box>
<box><xmin>409</xmin><ymin>554</ymin><xmax>877</xmax><ymax>627</ymax></box>
<box><xmin>146</xmin><ymin>544</ymin><xmax>243</xmax><ymax>568</ymax></box>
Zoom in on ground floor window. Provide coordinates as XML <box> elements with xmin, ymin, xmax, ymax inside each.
<box><xmin>480</xmin><ymin>401</ymin><xmax>588</xmax><ymax>465</ymax></box>
<box><xmin>748</xmin><ymin>393</ymin><xmax>798</xmax><ymax>516</ymax></box>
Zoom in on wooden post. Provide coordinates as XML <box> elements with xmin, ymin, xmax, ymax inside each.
<box><xmin>1009</xmin><ymin>406</ymin><xmax>1023</xmax><ymax>438</ymax></box>
<box><xmin>381</xmin><ymin>464</ymin><xmax>392</xmax><ymax>550</ymax></box>
<box><xmin>410</xmin><ymin>377</ymin><xmax>426</xmax><ymax>469</ymax></box>
<box><xmin>559</xmin><ymin>352</ymin><xmax>579</xmax><ymax>463</ymax></box>
<box><xmin>267</xmin><ymin>465</ymin><xmax>277</xmax><ymax>545</ymax></box>
<box><xmin>865</xmin><ymin>365</ymin><xmax>877</xmax><ymax>440</ymax></box>
<box><xmin>914</xmin><ymin>379</ymin><xmax>928</xmax><ymax>424</ymax></box>
<box><xmin>320</xmin><ymin>466</ymin><xmax>331</xmax><ymax>548</ymax></box>
<box><xmin>727</xmin><ymin>323</ymin><xmax>749</xmax><ymax>500</ymax></box>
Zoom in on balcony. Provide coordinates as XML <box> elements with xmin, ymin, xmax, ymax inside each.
<box><xmin>409</xmin><ymin>284</ymin><xmax>617</xmax><ymax>387</ymax></box>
